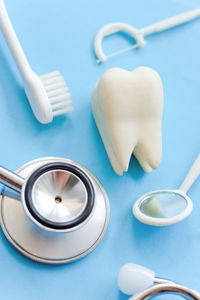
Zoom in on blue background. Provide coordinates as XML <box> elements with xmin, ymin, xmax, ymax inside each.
<box><xmin>0</xmin><ymin>0</ymin><xmax>200</xmax><ymax>299</ymax></box>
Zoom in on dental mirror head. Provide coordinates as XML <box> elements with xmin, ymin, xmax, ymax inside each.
<box><xmin>133</xmin><ymin>154</ymin><xmax>200</xmax><ymax>226</ymax></box>
<box><xmin>0</xmin><ymin>157</ymin><xmax>110</xmax><ymax>263</ymax></box>
<box><xmin>118</xmin><ymin>263</ymin><xmax>200</xmax><ymax>299</ymax></box>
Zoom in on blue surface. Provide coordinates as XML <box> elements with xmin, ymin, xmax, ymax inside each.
<box><xmin>0</xmin><ymin>0</ymin><xmax>200</xmax><ymax>299</ymax></box>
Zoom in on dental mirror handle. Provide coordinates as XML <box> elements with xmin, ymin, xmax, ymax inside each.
<box><xmin>179</xmin><ymin>154</ymin><xmax>200</xmax><ymax>193</ymax></box>
<box><xmin>0</xmin><ymin>166</ymin><xmax>24</xmax><ymax>193</ymax></box>
<box><xmin>140</xmin><ymin>9</ymin><xmax>200</xmax><ymax>36</ymax></box>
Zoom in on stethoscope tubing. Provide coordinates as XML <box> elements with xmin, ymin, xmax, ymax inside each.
<box><xmin>131</xmin><ymin>280</ymin><xmax>200</xmax><ymax>299</ymax></box>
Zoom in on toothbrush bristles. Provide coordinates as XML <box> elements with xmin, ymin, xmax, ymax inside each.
<box><xmin>40</xmin><ymin>71</ymin><xmax>60</xmax><ymax>80</ymax></box>
<box><xmin>53</xmin><ymin>106</ymin><xmax>74</xmax><ymax>117</ymax></box>
<box><xmin>47</xmin><ymin>87</ymin><xmax>69</xmax><ymax>97</ymax></box>
<box><xmin>40</xmin><ymin>71</ymin><xmax>73</xmax><ymax>118</ymax></box>
<box><xmin>52</xmin><ymin>100</ymin><xmax>72</xmax><ymax>110</ymax></box>
<box><xmin>42</xmin><ymin>75</ymin><xmax>65</xmax><ymax>86</ymax></box>
<box><xmin>45</xmin><ymin>81</ymin><xmax>66</xmax><ymax>92</ymax></box>
<box><xmin>50</xmin><ymin>93</ymin><xmax>71</xmax><ymax>104</ymax></box>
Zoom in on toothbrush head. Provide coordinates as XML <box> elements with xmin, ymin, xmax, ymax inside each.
<box><xmin>24</xmin><ymin>71</ymin><xmax>73</xmax><ymax>124</ymax></box>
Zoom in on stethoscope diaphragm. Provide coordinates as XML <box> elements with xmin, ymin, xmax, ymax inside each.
<box><xmin>0</xmin><ymin>157</ymin><xmax>110</xmax><ymax>263</ymax></box>
<box><xmin>23</xmin><ymin>162</ymin><xmax>95</xmax><ymax>231</ymax></box>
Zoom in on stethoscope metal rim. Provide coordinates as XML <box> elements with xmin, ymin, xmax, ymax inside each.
<box><xmin>22</xmin><ymin>162</ymin><xmax>95</xmax><ymax>231</ymax></box>
<box><xmin>133</xmin><ymin>189</ymin><xmax>193</xmax><ymax>226</ymax></box>
<box><xmin>0</xmin><ymin>157</ymin><xmax>110</xmax><ymax>264</ymax></box>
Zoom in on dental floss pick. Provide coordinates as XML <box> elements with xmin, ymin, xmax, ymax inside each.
<box><xmin>94</xmin><ymin>9</ymin><xmax>200</xmax><ymax>63</ymax></box>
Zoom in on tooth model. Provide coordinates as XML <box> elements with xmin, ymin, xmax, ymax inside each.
<box><xmin>92</xmin><ymin>67</ymin><xmax>164</xmax><ymax>175</ymax></box>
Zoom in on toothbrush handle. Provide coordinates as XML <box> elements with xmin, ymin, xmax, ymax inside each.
<box><xmin>179</xmin><ymin>154</ymin><xmax>200</xmax><ymax>193</ymax></box>
<box><xmin>0</xmin><ymin>0</ymin><xmax>32</xmax><ymax>79</ymax></box>
<box><xmin>0</xmin><ymin>166</ymin><xmax>24</xmax><ymax>193</ymax></box>
<box><xmin>140</xmin><ymin>9</ymin><xmax>200</xmax><ymax>36</ymax></box>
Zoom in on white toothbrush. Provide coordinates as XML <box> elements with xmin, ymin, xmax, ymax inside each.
<box><xmin>0</xmin><ymin>0</ymin><xmax>73</xmax><ymax>124</ymax></box>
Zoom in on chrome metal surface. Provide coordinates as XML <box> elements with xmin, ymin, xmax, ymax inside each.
<box><xmin>0</xmin><ymin>166</ymin><xmax>24</xmax><ymax>193</ymax></box>
<box><xmin>154</xmin><ymin>277</ymin><xmax>175</xmax><ymax>285</ymax></box>
<box><xmin>132</xmin><ymin>282</ymin><xmax>200</xmax><ymax>300</ymax></box>
<box><xmin>31</xmin><ymin>170</ymin><xmax>88</xmax><ymax>224</ymax></box>
<box><xmin>0</xmin><ymin>157</ymin><xmax>110</xmax><ymax>263</ymax></box>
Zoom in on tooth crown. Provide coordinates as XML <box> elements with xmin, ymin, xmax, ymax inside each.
<box><xmin>92</xmin><ymin>67</ymin><xmax>164</xmax><ymax>175</ymax></box>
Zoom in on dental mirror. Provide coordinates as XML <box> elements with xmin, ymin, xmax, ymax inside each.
<box><xmin>133</xmin><ymin>154</ymin><xmax>200</xmax><ymax>226</ymax></box>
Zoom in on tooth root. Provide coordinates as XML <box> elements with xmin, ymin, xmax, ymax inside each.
<box><xmin>134</xmin><ymin>125</ymin><xmax>162</xmax><ymax>172</ymax></box>
<box><xmin>92</xmin><ymin>93</ymin><xmax>122</xmax><ymax>175</ymax></box>
<box><xmin>134</xmin><ymin>145</ymin><xmax>153</xmax><ymax>173</ymax></box>
<box><xmin>111</xmin><ymin>126</ymin><xmax>138</xmax><ymax>174</ymax></box>
<box><xmin>94</xmin><ymin>106</ymin><xmax>135</xmax><ymax>175</ymax></box>
<box><xmin>92</xmin><ymin>66</ymin><xmax>163</xmax><ymax>175</ymax></box>
<box><xmin>93</xmin><ymin>84</ymin><xmax>137</xmax><ymax>176</ymax></box>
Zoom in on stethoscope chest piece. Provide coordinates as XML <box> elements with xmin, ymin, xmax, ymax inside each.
<box><xmin>0</xmin><ymin>157</ymin><xmax>110</xmax><ymax>264</ymax></box>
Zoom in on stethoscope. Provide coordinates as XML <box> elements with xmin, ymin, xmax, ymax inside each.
<box><xmin>0</xmin><ymin>157</ymin><xmax>110</xmax><ymax>263</ymax></box>
<box><xmin>118</xmin><ymin>263</ymin><xmax>200</xmax><ymax>299</ymax></box>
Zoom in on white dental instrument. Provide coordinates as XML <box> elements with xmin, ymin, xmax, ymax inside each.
<box><xmin>94</xmin><ymin>9</ymin><xmax>200</xmax><ymax>63</ymax></box>
<box><xmin>0</xmin><ymin>0</ymin><xmax>73</xmax><ymax>124</ymax></box>
<box><xmin>118</xmin><ymin>263</ymin><xmax>200</xmax><ymax>299</ymax></box>
<box><xmin>133</xmin><ymin>154</ymin><xmax>200</xmax><ymax>226</ymax></box>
